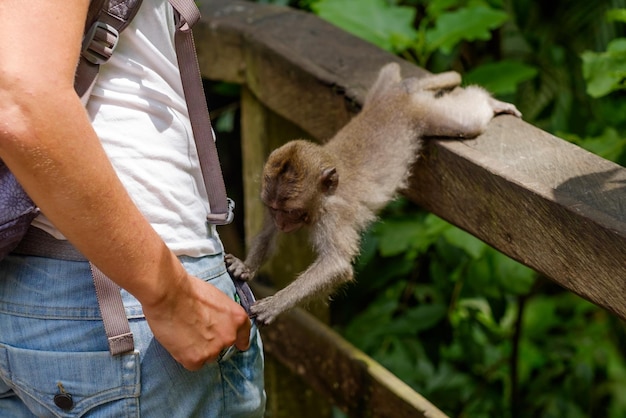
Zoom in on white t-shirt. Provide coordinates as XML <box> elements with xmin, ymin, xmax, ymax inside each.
<box><xmin>33</xmin><ymin>0</ymin><xmax>222</xmax><ymax>256</ymax></box>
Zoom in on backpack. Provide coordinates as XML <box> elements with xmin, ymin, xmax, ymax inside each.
<box><xmin>0</xmin><ymin>0</ymin><xmax>233</xmax><ymax>261</ymax></box>
<box><xmin>0</xmin><ymin>0</ymin><xmax>242</xmax><ymax>356</ymax></box>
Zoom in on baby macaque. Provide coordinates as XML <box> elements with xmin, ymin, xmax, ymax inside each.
<box><xmin>226</xmin><ymin>62</ymin><xmax>521</xmax><ymax>324</ymax></box>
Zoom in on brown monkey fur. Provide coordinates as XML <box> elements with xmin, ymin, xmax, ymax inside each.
<box><xmin>226</xmin><ymin>62</ymin><xmax>521</xmax><ymax>324</ymax></box>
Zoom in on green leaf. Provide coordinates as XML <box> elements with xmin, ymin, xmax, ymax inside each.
<box><xmin>376</xmin><ymin>219</ymin><xmax>433</xmax><ymax>257</ymax></box>
<box><xmin>492</xmin><ymin>252</ymin><xmax>536</xmax><ymax>295</ymax></box>
<box><xmin>522</xmin><ymin>296</ymin><xmax>559</xmax><ymax>339</ymax></box>
<box><xmin>581</xmin><ymin>38</ymin><xmax>626</xmax><ymax>98</ymax></box>
<box><xmin>443</xmin><ymin>226</ymin><xmax>487</xmax><ymax>259</ymax></box>
<box><xmin>214</xmin><ymin>109</ymin><xmax>235</xmax><ymax>133</ymax></box>
<box><xmin>425</xmin><ymin>0</ymin><xmax>460</xmax><ymax>19</ymax></box>
<box><xmin>606</xmin><ymin>8</ymin><xmax>626</xmax><ymax>24</ymax></box>
<box><xmin>518</xmin><ymin>339</ymin><xmax>547</xmax><ymax>385</ymax></box>
<box><xmin>392</xmin><ymin>303</ymin><xmax>448</xmax><ymax>333</ymax></box>
<box><xmin>355</xmin><ymin>230</ymin><xmax>378</xmax><ymax>268</ymax></box>
<box><xmin>464</xmin><ymin>60</ymin><xmax>538</xmax><ymax>95</ymax></box>
<box><xmin>312</xmin><ymin>0</ymin><xmax>418</xmax><ymax>52</ymax></box>
<box><xmin>423</xmin><ymin>214</ymin><xmax>452</xmax><ymax>236</ymax></box>
<box><xmin>425</xmin><ymin>5</ymin><xmax>509</xmax><ymax>54</ymax></box>
<box><xmin>466</xmin><ymin>260</ymin><xmax>499</xmax><ymax>298</ymax></box>
<box><xmin>343</xmin><ymin>293</ymin><xmax>398</xmax><ymax>349</ymax></box>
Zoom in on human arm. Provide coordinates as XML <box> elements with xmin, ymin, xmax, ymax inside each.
<box><xmin>0</xmin><ymin>0</ymin><xmax>249</xmax><ymax>370</ymax></box>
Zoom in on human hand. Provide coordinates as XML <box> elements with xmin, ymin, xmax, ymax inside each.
<box><xmin>142</xmin><ymin>272</ymin><xmax>251</xmax><ymax>371</ymax></box>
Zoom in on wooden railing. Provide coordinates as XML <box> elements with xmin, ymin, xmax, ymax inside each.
<box><xmin>195</xmin><ymin>1</ymin><xmax>626</xmax><ymax>417</ymax></box>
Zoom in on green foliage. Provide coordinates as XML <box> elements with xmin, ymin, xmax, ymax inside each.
<box><xmin>464</xmin><ymin>60</ymin><xmax>538</xmax><ymax>95</ymax></box>
<box><xmin>245</xmin><ymin>0</ymin><xmax>626</xmax><ymax>416</ymax></box>
<box><xmin>581</xmin><ymin>10</ymin><xmax>626</xmax><ymax>98</ymax></box>
<box><xmin>297</xmin><ymin>0</ymin><xmax>626</xmax><ymax>416</ymax></box>
<box><xmin>424</xmin><ymin>5</ymin><xmax>508</xmax><ymax>54</ymax></box>
<box><xmin>581</xmin><ymin>39</ymin><xmax>626</xmax><ymax>98</ymax></box>
<box><xmin>309</xmin><ymin>0</ymin><xmax>522</xmax><ymax>71</ymax></box>
<box><xmin>332</xmin><ymin>200</ymin><xmax>626</xmax><ymax>417</ymax></box>
<box><xmin>311</xmin><ymin>0</ymin><xmax>418</xmax><ymax>53</ymax></box>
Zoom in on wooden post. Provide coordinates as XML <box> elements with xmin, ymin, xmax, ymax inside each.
<box><xmin>240</xmin><ymin>86</ymin><xmax>332</xmax><ymax>417</ymax></box>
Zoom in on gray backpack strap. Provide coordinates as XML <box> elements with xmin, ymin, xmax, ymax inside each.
<box><xmin>85</xmin><ymin>0</ymin><xmax>106</xmax><ymax>30</ymax></box>
<box><xmin>75</xmin><ymin>0</ymin><xmax>234</xmax><ymax>357</ymax></box>
<box><xmin>74</xmin><ymin>0</ymin><xmax>145</xmax><ymax>356</ymax></box>
<box><xmin>90</xmin><ymin>263</ymin><xmax>135</xmax><ymax>355</ymax></box>
<box><xmin>168</xmin><ymin>0</ymin><xmax>234</xmax><ymax>225</ymax></box>
<box><xmin>74</xmin><ymin>0</ymin><xmax>144</xmax><ymax>102</ymax></box>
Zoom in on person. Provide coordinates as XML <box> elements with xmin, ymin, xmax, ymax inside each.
<box><xmin>0</xmin><ymin>0</ymin><xmax>265</xmax><ymax>416</ymax></box>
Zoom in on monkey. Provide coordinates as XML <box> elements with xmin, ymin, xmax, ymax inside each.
<box><xmin>225</xmin><ymin>62</ymin><xmax>521</xmax><ymax>324</ymax></box>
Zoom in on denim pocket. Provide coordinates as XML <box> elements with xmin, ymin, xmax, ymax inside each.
<box><xmin>0</xmin><ymin>343</ymin><xmax>140</xmax><ymax>417</ymax></box>
<box><xmin>218</xmin><ymin>322</ymin><xmax>266</xmax><ymax>418</ymax></box>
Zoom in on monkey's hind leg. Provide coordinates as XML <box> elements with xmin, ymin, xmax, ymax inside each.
<box><xmin>421</xmin><ymin>85</ymin><xmax>521</xmax><ymax>138</ymax></box>
<box><xmin>365</xmin><ymin>62</ymin><xmax>403</xmax><ymax>104</ymax></box>
<box><xmin>488</xmin><ymin>96</ymin><xmax>522</xmax><ymax>118</ymax></box>
<box><xmin>412</xmin><ymin>71</ymin><xmax>461</xmax><ymax>92</ymax></box>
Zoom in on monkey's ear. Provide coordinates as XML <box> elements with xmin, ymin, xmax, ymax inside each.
<box><xmin>320</xmin><ymin>167</ymin><xmax>338</xmax><ymax>195</ymax></box>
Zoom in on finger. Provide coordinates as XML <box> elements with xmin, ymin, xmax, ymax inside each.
<box><xmin>180</xmin><ymin>350</ymin><xmax>219</xmax><ymax>372</ymax></box>
<box><xmin>234</xmin><ymin>317</ymin><xmax>252</xmax><ymax>351</ymax></box>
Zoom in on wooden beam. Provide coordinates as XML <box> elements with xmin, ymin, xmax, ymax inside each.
<box><xmin>195</xmin><ymin>0</ymin><xmax>426</xmax><ymax>140</ymax></box>
<box><xmin>407</xmin><ymin>120</ymin><xmax>626</xmax><ymax>319</ymax></box>
<box><xmin>196</xmin><ymin>0</ymin><xmax>626</xmax><ymax>320</ymax></box>
<box><xmin>252</xmin><ymin>284</ymin><xmax>449</xmax><ymax>418</ymax></box>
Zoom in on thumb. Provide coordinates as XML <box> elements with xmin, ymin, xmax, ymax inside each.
<box><xmin>234</xmin><ymin>308</ymin><xmax>252</xmax><ymax>351</ymax></box>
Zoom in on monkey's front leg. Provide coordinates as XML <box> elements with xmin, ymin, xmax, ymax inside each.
<box><xmin>251</xmin><ymin>256</ymin><xmax>353</xmax><ymax>324</ymax></box>
<box><xmin>225</xmin><ymin>215</ymin><xmax>278</xmax><ymax>282</ymax></box>
<box><xmin>414</xmin><ymin>71</ymin><xmax>461</xmax><ymax>92</ymax></box>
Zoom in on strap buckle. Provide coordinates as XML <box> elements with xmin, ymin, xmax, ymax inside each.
<box><xmin>81</xmin><ymin>21</ymin><xmax>120</xmax><ymax>65</ymax></box>
<box><xmin>206</xmin><ymin>198</ymin><xmax>235</xmax><ymax>225</ymax></box>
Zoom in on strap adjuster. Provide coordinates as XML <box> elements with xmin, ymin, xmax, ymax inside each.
<box><xmin>81</xmin><ymin>21</ymin><xmax>120</xmax><ymax>65</ymax></box>
<box><xmin>206</xmin><ymin>198</ymin><xmax>235</xmax><ymax>225</ymax></box>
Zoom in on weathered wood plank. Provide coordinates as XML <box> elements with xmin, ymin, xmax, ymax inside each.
<box><xmin>252</xmin><ymin>283</ymin><xmax>450</xmax><ymax>418</ymax></box>
<box><xmin>408</xmin><ymin>119</ymin><xmax>626</xmax><ymax>319</ymax></box>
<box><xmin>196</xmin><ymin>0</ymin><xmax>425</xmax><ymax>140</ymax></box>
<box><xmin>197</xmin><ymin>0</ymin><xmax>626</xmax><ymax>319</ymax></box>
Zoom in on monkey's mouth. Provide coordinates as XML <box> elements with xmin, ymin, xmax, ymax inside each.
<box><xmin>278</xmin><ymin>222</ymin><xmax>303</xmax><ymax>233</ymax></box>
<box><xmin>273</xmin><ymin>210</ymin><xmax>308</xmax><ymax>233</ymax></box>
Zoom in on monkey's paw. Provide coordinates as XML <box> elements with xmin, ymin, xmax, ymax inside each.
<box><xmin>489</xmin><ymin>97</ymin><xmax>522</xmax><ymax>118</ymax></box>
<box><xmin>224</xmin><ymin>254</ymin><xmax>253</xmax><ymax>281</ymax></box>
<box><xmin>250</xmin><ymin>296</ymin><xmax>285</xmax><ymax>325</ymax></box>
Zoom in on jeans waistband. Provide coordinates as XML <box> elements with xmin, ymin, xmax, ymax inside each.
<box><xmin>11</xmin><ymin>227</ymin><xmax>256</xmax><ymax>317</ymax></box>
<box><xmin>13</xmin><ymin>227</ymin><xmax>85</xmax><ymax>261</ymax></box>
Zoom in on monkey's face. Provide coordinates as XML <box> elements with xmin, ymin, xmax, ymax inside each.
<box><xmin>261</xmin><ymin>140</ymin><xmax>336</xmax><ymax>233</ymax></box>
<box><xmin>261</xmin><ymin>166</ymin><xmax>313</xmax><ymax>233</ymax></box>
<box><xmin>261</xmin><ymin>172</ymin><xmax>312</xmax><ymax>232</ymax></box>
<box><xmin>261</xmin><ymin>158</ymin><xmax>311</xmax><ymax>233</ymax></box>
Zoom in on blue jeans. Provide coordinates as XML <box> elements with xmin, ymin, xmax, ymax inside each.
<box><xmin>0</xmin><ymin>254</ymin><xmax>265</xmax><ymax>417</ymax></box>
